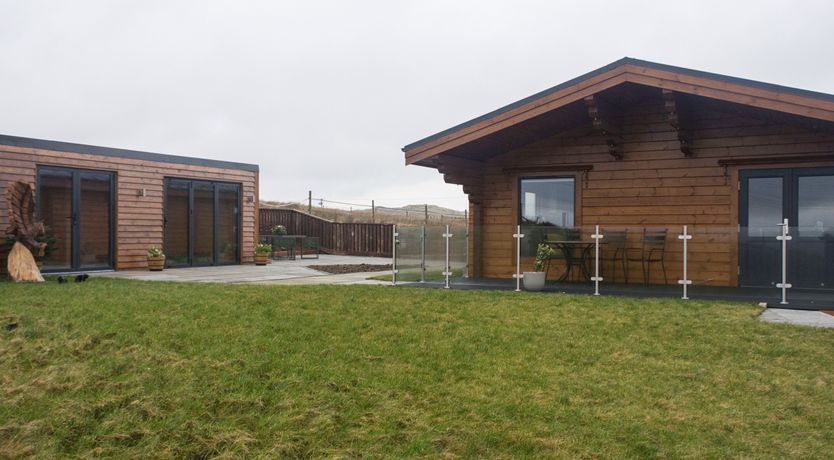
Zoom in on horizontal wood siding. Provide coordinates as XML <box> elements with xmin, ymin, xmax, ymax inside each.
<box><xmin>0</xmin><ymin>145</ymin><xmax>258</xmax><ymax>272</ymax></box>
<box><xmin>454</xmin><ymin>98</ymin><xmax>834</xmax><ymax>286</ymax></box>
<box><xmin>260</xmin><ymin>208</ymin><xmax>393</xmax><ymax>257</ymax></box>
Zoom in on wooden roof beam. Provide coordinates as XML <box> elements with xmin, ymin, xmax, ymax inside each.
<box><xmin>584</xmin><ymin>95</ymin><xmax>623</xmax><ymax>160</ymax></box>
<box><xmin>662</xmin><ymin>89</ymin><xmax>694</xmax><ymax>157</ymax></box>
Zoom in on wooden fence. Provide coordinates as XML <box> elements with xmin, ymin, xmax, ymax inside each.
<box><xmin>260</xmin><ymin>208</ymin><xmax>394</xmax><ymax>257</ymax></box>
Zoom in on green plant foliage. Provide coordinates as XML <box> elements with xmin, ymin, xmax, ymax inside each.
<box><xmin>254</xmin><ymin>243</ymin><xmax>272</xmax><ymax>254</ymax></box>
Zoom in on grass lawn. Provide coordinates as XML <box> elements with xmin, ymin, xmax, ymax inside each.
<box><xmin>2</xmin><ymin>279</ymin><xmax>834</xmax><ymax>458</ymax></box>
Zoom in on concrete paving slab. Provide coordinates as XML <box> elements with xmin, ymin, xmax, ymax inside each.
<box><xmin>758</xmin><ymin>308</ymin><xmax>834</xmax><ymax>328</ymax></box>
<box><xmin>94</xmin><ymin>254</ymin><xmax>391</xmax><ymax>285</ymax></box>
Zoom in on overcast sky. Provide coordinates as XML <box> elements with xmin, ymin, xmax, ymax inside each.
<box><xmin>2</xmin><ymin>1</ymin><xmax>834</xmax><ymax>211</ymax></box>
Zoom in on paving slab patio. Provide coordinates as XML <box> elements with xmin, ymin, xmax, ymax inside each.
<box><xmin>96</xmin><ymin>254</ymin><xmax>392</xmax><ymax>284</ymax></box>
<box><xmin>758</xmin><ymin>308</ymin><xmax>834</xmax><ymax>328</ymax></box>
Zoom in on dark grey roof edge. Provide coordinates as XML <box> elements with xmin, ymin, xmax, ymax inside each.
<box><xmin>403</xmin><ymin>57</ymin><xmax>834</xmax><ymax>152</ymax></box>
<box><xmin>0</xmin><ymin>134</ymin><xmax>260</xmax><ymax>172</ymax></box>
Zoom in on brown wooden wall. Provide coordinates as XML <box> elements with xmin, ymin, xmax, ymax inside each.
<box><xmin>260</xmin><ymin>208</ymin><xmax>393</xmax><ymax>257</ymax></box>
<box><xmin>455</xmin><ymin>98</ymin><xmax>834</xmax><ymax>286</ymax></box>
<box><xmin>0</xmin><ymin>144</ymin><xmax>258</xmax><ymax>271</ymax></box>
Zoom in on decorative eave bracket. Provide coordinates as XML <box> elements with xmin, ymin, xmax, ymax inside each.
<box><xmin>662</xmin><ymin>89</ymin><xmax>694</xmax><ymax>157</ymax></box>
<box><xmin>584</xmin><ymin>95</ymin><xmax>623</xmax><ymax>160</ymax></box>
<box><xmin>436</xmin><ymin>155</ymin><xmax>484</xmax><ymax>204</ymax></box>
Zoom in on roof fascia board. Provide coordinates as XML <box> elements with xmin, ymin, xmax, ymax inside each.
<box><xmin>0</xmin><ymin>134</ymin><xmax>260</xmax><ymax>172</ymax></box>
<box><xmin>405</xmin><ymin>62</ymin><xmax>834</xmax><ymax>165</ymax></box>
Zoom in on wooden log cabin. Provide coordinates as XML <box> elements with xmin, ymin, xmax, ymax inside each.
<box><xmin>0</xmin><ymin>135</ymin><xmax>259</xmax><ymax>274</ymax></box>
<box><xmin>402</xmin><ymin>58</ymin><xmax>834</xmax><ymax>291</ymax></box>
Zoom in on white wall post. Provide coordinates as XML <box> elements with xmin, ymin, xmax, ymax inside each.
<box><xmin>442</xmin><ymin>225</ymin><xmax>453</xmax><ymax>289</ymax></box>
<box><xmin>512</xmin><ymin>225</ymin><xmax>524</xmax><ymax>292</ymax></box>
<box><xmin>776</xmin><ymin>218</ymin><xmax>792</xmax><ymax>305</ymax></box>
<box><xmin>591</xmin><ymin>225</ymin><xmax>603</xmax><ymax>295</ymax></box>
<box><xmin>677</xmin><ymin>225</ymin><xmax>693</xmax><ymax>300</ymax></box>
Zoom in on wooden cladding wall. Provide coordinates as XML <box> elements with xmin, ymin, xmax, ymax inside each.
<box><xmin>260</xmin><ymin>208</ymin><xmax>393</xmax><ymax>257</ymax></box>
<box><xmin>457</xmin><ymin>98</ymin><xmax>834</xmax><ymax>286</ymax></box>
<box><xmin>0</xmin><ymin>145</ymin><xmax>258</xmax><ymax>271</ymax></box>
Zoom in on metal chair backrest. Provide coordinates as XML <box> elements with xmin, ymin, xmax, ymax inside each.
<box><xmin>605</xmin><ymin>229</ymin><xmax>628</xmax><ymax>249</ymax></box>
<box><xmin>642</xmin><ymin>228</ymin><xmax>667</xmax><ymax>251</ymax></box>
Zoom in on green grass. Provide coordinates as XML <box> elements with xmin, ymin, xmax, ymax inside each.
<box><xmin>2</xmin><ymin>279</ymin><xmax>834</xmax><ymax>458</ymax></box>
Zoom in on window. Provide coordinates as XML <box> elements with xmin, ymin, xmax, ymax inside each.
<box><xmin>519</xmin><ymin>177</ymin><xmax>575</xmax><ymax>227</ymax></box>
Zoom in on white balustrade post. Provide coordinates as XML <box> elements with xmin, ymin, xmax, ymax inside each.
<box><xmin>392</xmin><ymin>225</ymin><xmax>399</xmax><ymax>286</ymax></box>
<box><xmin>591</xmin><ymin>225</ymin><xmax>603</xmax><ymax>295</ymax></box>
<box><xmin>677</xmin><ymin>225</ymin><xmax>693</xmax><ymax>300</ymax></box>
<box><xmin>442</xmin><ymin>224</ymin><xmax>453</xmax><ymax>289</ymax></box>
<box><xmin>776</xmin><ymin>218</ymin><xmax>792</xmax><ymax>305</ymax></box>
<box><xmin>512</xmin><ymin>225</ymin><xmax>524</xmax><ymax>292</ymax></box>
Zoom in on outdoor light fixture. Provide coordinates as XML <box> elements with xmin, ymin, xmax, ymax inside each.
<box><xmin>137</xmin><ymin>188</ymin><xmax>146</xmax><ymax>197</ymax></box>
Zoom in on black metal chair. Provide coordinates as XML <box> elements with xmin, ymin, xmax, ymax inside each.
<box><xmin>300</xmin><ymin>236</ymin><xmax>320</xmax><ymax>259</ymax></box>
<box><xmin>626</xmin><ymin>228</ymin><xmax>668</xmax><ymax>284</ymax></box>
<box><xmin>600</xmin><ymin>229</ymin><xmax>628</xmax><ymax>283</ymax></box>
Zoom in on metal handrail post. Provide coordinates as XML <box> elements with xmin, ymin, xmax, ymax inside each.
<box><xmin>776</xmin><ymin>218</ymin><xmax>792</xmax><ymax>305</ymax></box>
<box><xmin>420</xmin><ymin>225</ymin><xmax>426</xmax><ymax>283</ymax></box>
<box><xmin>392</xmin><ymin>225</ymin><xmax>399</xmax><ymax>286</ymax></box>
<box><xmin>591</xmin><ymin>225</ymin><xmax>603</xmax><ymax>295</ymax></box>
<box><xmin>442</xmin><ymin>224</ymin><xmax>452</xmax><ymax>289</ymax></box>
<box><xmin>677</xmin><ymin>225</ymin><xmax>693</xmax><ymax>300</ymax></box>
<box><xmin>512</xmin><ymin>225</ymin><xmax>524</xmax><ymax>292</ymax></box>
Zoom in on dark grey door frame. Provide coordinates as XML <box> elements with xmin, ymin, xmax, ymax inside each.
<box><xmin>163</xmin><ymin>178</ymin><xmax>241</xmax><ymax>267</ymax></box>
<box><xmin>35</xmin><ymin>165</ymin><xmax>116</xmax><ymax>272</ymax></box>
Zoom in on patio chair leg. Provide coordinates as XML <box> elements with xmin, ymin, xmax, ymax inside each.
<box><xmin>642</xmin><ymin>259</ymin><xmax>649</xmax><ymax>285</ymax></box>
<box><xmin>661</xmin><ymin>258</ymin><xmax>668</xmax><ymax>284</ymax></box>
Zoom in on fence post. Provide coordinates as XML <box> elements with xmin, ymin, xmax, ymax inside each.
<box><xmin>512</xmin><ymin>225</ymin><xmax>524</xmax><ymax>292</ymax></box>
<box><xmin>591</xmin><ymin>225</ymin><xmax>603</xmax><ymax>296</ymax></box>
<box><xmin>442</xmin><ymin>224</ymin><xmax>452</xmax><ymax>289</ymax></box>
<box><xmin>392</xmin><ymin>225</ymin><xmax>399</xmax><ymax>286</ymax></box>
<box><xmin>677</xmin><ymin>225</ymin><xmax>693</xmax><ymax>300</ymax></box>
<box><xmin>776</xmin><ymin>218</ymin><xmax>792</xmax><ymax>305</ymax></box>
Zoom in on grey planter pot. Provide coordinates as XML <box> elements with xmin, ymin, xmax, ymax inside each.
<box><xmin>523</xmin><ymin>271</ymin><xmax>546</xmax><ymax>291</ymax></box>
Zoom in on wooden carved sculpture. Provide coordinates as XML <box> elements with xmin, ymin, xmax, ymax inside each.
<box><xmin>5</xmin><ymin>181</ymin><xmax>46</xmax><ymax>282</ymax></box>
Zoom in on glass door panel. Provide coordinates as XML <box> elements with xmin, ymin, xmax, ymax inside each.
<box><xmin>164</xmin><ymin>178</ymin><xmax>240</xmax><ymax>267</ymax></box>
<box><xmin>192</xmin><ymin>182</ymin><xmax>215</xmax><ymax>265</ymax></box>
<box><xmin>795</xmin><ymin>174</ymin><xmax>834</xmax><ymax>288</ymax></box>
<box><xmin>38</xmin><ymin>169</ymin><xmax>73</xmax><ymax>271</ymax></box>
<box><xmin>79</xmin><ymin>172</ymin><xmax>112</xmax><ymax>269</ymax></box>
<box><xmin>217</xmin><ymin>184</ymin><xmax>240</xmax><ymax>264</ymax></box>
<box><xmin>165</xmin><ymin>180</ymin><xmax>190</xmax><ymax>266</ymax></box>
<box><xmin>740</xmin><ymin>173</ymin><xmax>786</xmax><ymax>288</ymax></box>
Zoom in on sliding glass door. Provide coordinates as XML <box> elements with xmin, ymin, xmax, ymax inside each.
<box><xmin>37</xmin><ymin>166</ymin><xmax>115</xmax><ymax>272</ymax></box>
<box><xmin>164</xmin><ymin>178</ymin><xmax>240</xmax><ymax>267</ymax></box>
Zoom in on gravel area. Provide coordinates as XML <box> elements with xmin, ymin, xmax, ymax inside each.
<box><xmin>308</xmin><ymin>264</ymin><xmax>392</xmax><ymax>274</ymax></box>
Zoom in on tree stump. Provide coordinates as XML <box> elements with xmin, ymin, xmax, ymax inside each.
<box><xmin>7</xmin><ymin>242</ymin><xmax>44</xmax><ymax>282</ymax></box>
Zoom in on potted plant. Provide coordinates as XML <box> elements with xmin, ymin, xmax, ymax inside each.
<box><xmin>254</xmin><ymin>243</ymin><xmax>272</xmax><ymax>265</ymax></box>
<box><xmin>271</xmin><ymin>224</ymin><xmax>287</xmax><ymax>235</ymax></box>
<box><xmin>523</xmin><ymin>243</ymin><xmax>555</xmax><ymax>291</ymax></box>
<box><xmin>147</xmin><ymin>246</ymin><xmax>165</xmax><ymax>271</ymax></box>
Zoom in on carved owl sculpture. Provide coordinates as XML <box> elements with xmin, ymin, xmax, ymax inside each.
<box><xmin>5</xmin><ymin>181</ymin><xmax>46</xmax><ymax>257</ymax></box>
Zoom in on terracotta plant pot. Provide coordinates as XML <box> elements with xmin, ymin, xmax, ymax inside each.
<box><xmin>254</xmin><ymin>253</ymin><xmax>269</xmax><ymax>266</ymax></box>
<box><xmin>522</xmin><ymin>271</ymin><xmax>546</xmax><ymax>291</ymax></box>
<box><xmin>148</xmin><ymin>255</ymin><xmax>165</xmax><ymax>271</ymax></box>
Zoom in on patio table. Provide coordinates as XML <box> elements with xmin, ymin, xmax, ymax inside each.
<box><xmin>260</xmin><ymin>234</ymin><xmax>306</xmax><ymax>260</ymax></box>
<box><xmin>544</xmin><ymin>240</ymin><xmax>596</xmax><ymax>282</ymax></box>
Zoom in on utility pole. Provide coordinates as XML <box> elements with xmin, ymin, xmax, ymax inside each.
<box><xmin>372</xmin><ymin>200</ymin><xmax>375</xmax><ymax>223</ymax></box>
<box><xmin>308</xmin><ymin>190</ymin><xmax>312</xmax><ymax>214</ymax></box>
<box><xmin>424</xmin><ymin>204</ymin><xmax>428</xmax><ymax>224</ymax></box>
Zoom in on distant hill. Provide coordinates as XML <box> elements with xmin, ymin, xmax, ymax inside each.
<box><xmin>260</xmin><ymin>201</ymin><xmax>466</xmax><ymax>225</ymax></box>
